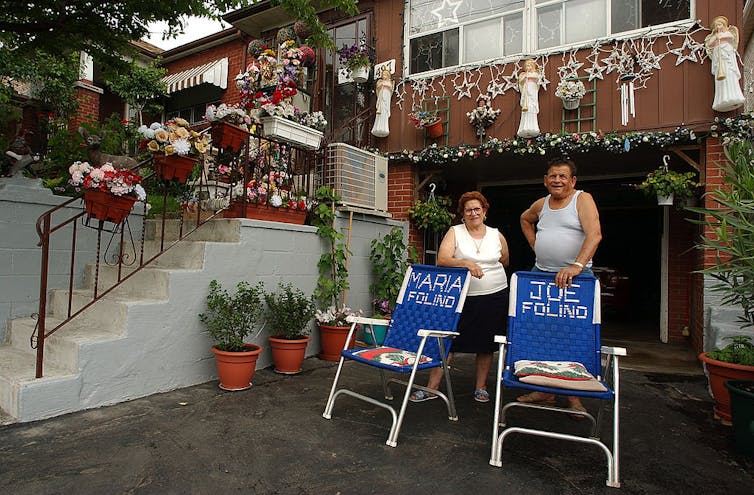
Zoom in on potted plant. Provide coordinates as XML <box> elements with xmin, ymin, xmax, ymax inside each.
<box><xmin>310</xmin><ymin>185</ymin><xmax>359</xmax><ymax>360</ymax></box>
<box><xmin>408</xmin><ymin>110</ymin><xmax>443</xmax><ymax>138</ymax></box>
<box><xmin>198</xmin><ymin>280</ymin><xmax>265</xmax><ymax>391</ymax></box>
<box><xmin>366</xmin><ymin>226</ymin><xmax>417</xmax><ymax>345</ymax></box>
<box><xmin>264</xmin><ymin>282</ymin><xmax>316</xmax><ymax>374</ymax></box>
<box><xmin>724</xmin><ymin>380</ymin><xmax>754</xmax><ymax>455</ymax></box>
<box><xmin>699</xmin><ymin>336</ymin><xmax>754</xmax><ymax>424</ymax></box>
<box><xmin>68</xmin><ymin>160</ymin><xmax>146</xmax><ymax>225</ymax></box>
<box><xmin>637</xmin><ymin>160</ymin><xmax>698</xmax><ymax>205</ymax></box>
<box><xmin>337</xmin><ymin>43</ymin><xmax>372</xmax><ymax>83</ymax></box>
<box><xmin>204</xmin><ymin>103</ymin><xmax>253</xmax><ymax>154</ymax></box>
<box><xmin>137</xmin><ymin>118</ymin><xmax>210</xmax><ymax>183</ymax></box>
<box><xmin>554</xmin><ymin>79</ymin><xmax>587</xmax><ymax>109</ymax></box>
<box><xmin>315</xmin><ymin>306</ymin><xmax>362</xmax><ymax>360</ymax></box>
<box><xmin>407</xmin><ymin>195</ymin><xmax>455</xmax><ymax>233</ymax></box>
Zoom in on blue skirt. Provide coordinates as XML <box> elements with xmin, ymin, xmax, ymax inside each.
<box><xmin>452</xmin><ymin>288</ymin><xmax>508</xmax><ymax>354</ymax></box>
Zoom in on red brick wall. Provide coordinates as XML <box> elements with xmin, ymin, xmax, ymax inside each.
<box><xmin>388</xmin><ymin>161</ymin><xmax>423</xmax><ymax>259</ymax></box>
<box><xmin>69</xmin><ymin>86</ymin><xmax>101</xmax><ymax>130</ymax></box>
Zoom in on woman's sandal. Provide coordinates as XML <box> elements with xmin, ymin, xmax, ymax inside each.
<box><xmin>409</xmin><ymin>390</ymin><xmax>438</xmax><ymax>402</ymax></box>
<box><xmin>516</xmin><ymin>392</ymin><xmax>556</xmax><ymax>405</ymax></box>
<box><xmin>474</xmin><ymin>389</ymin><xmax>490</xmax><ymax>403</ymax></box>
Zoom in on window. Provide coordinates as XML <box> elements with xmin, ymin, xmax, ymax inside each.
<box><xmin>407</xmin><ymin>0</ymin><xmax>691</xmax><ymax>74</ymax></box>
<box><xmin>166</xmin><ymin>101</ymin><xmax>219</xmax><ymax>124</ymax></box>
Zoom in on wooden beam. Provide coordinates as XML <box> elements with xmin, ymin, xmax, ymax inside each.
<box><xmin>669</xmin><ymin>146</ymin><xmax>705</xmax><ymax>184</ymax></box>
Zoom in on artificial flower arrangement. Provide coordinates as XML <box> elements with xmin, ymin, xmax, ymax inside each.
<box><xmin>68</xmin><ymin>161</ymin><xmax>146</xmax><ymax>201</ymax></box>
<box><xmin>337</xmin><ymin>43</ymin><xmax>372</xmax><ymax>71</ymax></box>
<box><xmin>467</xmin><ymin>95</ymin><xmax>501</xmax><ymax>133</ymax></box>
<box><xmin>315</xmin><ymin>305</ymin><xmax>363</xmax><ymax>327</ymax></box>
<box><xmin>204</xmin><ymin>103</ymin><xmax>253</xmax><ymax>129</ymax></box>
<box><xmin>297</xmin><ymin>111</ymin><xmax>327</xmax><ymax>132</ymax></box>
<box><xmin>372</xmin><ymin>298</ymin><xmax>391</xmax><ymax>317</ymax></box>
<box><xmin>408</xmin><ymin>110</ymin><xmax>439</xmax><ymax>128</ymax></box>
<box><xmin>137</xmin><ymin>118</ymin><xmax>209</xmax><ymax>157</ymax></box>
<box><xmin>231</xmin><ymin>142</ymin><xmax>311</xmax><ymax>210</ymax></box>
<box><xmin>555</xmin><ymin>79</ymin><xmax>587</xmax><ymax>100</ymax></box>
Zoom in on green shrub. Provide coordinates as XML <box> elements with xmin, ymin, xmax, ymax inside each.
<box><xmin>264</xmin><ymin>282</ymin><xmax>316</xmax><ymax>339</ymax></box>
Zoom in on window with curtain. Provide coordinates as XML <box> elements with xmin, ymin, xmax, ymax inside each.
<box><xmin>407</xmin><ymin>0</ymin><xmax>691</xmax><ymax>74</ymax></box>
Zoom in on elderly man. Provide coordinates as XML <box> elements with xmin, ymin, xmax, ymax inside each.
<box><xmin>518</xmin><ymin>157</ymin><xmax>602</xmax><ymax>417</ymax></box>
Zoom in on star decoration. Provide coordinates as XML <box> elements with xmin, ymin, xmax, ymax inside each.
<box><xmin>636</xmin><ymin>47</ymin><xmax>663</xmax><ymax>71</ymax></box>
<box><xmin>487</xmin><ymin>78</ymin><xmax>507</xmax><ymax>99</ymax></box>
<box><xmin>502</xmin><ymin>71</ymin><xmax>520</xmax><ymax>93</ymax></box>
<box><xmin>411</xmin><ymin>78</ymin><xmax>429</xmax><ymax>99</ymax></box>
<box><xmin>585</xmin><ymin>62</ymin><xmax>606</xmax><ymax>81</ymax></box>
<box><xmin>454</xmin><ymin>73</ymin><xmax>475</xmax><ymax>100</ymax></box>
<box><xmin>431</xmin><ymin>0</ymin><xmax>463</xmax><ymax>29</ymax></box>
<box><xmin>564</xmin><ymin>56</ymin><xmax>584</xmax><ymax>76</ymax></box>
<box><xmin>669</xmin><ymin>37</ymin><xmax>698</xmax><ymax>66</ymax></box>
<box><xmin>601</xmin><ymin>50</ymin><xmax>623</xmax><ymax>74</ymax></box>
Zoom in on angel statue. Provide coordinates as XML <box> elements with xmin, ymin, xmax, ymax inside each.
<box><xmin>705</xmin><ymin>16</ymin><xmax>745</xmax><ymax>112</ymax></box>
<box><xmin>517</xmin><ymin>59</ymin><xmax>542</xmax><ymax>138</ymax></box>
<box><xmin>371</xmin><ymin>67</ymin><xmax>393</xmax><ymax>138</ymax></box>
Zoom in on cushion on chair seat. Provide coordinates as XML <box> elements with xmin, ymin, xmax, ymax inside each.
<box><xmin>514</xmin><ymin>360</ymin><xmax>607</xmax><ymax>392</ymax></box>
<box><xmin>351</xmin><ymin>346</ymin><xmax>433</xmax><ymax>367</ymax></box>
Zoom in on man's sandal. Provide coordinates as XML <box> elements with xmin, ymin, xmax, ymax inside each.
<box><xmin>516</xmin><ymin>391</ymin><xmax>556</xmax><ymax>406</ymax></box>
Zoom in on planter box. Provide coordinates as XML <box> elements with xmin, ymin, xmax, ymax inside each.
<box><xmin>260</xmin><ymin>116</ymin><xmax>323</xmax><ymax>150</ymax></box>
<box><xmin>83</xmin><ymin>189</ymin><xmax>137</xmax><ymax>225</ymax></box>
<box><xmin>222</xmin><ymin>201</ymin><xmax>307</xmax><ymax>225</ymax></box>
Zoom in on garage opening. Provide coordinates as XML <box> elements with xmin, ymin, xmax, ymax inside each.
<box><xmin>484</xmin><ymin>178</ymin><xmax>661</xmax><ymax>343</ymax></box>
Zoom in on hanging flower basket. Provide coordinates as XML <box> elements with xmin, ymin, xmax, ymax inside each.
<box><xmin>426</xmin><ymin>119</ymin><xmax>444</xmax><ymax>139</ymax></box>
<box><xmin>656</xmin><ymin>193</ymin><xmax>674</xmax><ymax>206</ymax></box>
<box><xmin>562</xmin><ymin>97</ymin><xmax>581</xmax><ymax>110</ymax></box>
<box><xmin>350</xmin><ymin>65</ymin><xmax>370</xmax><ymax>83</ymax></box>
<box><xmin>222</xmin><ymin>201</ymin><xmax>307</xmax><ymax>225</ymax></box>
<box><xmin>83</xmin><ymin>189</ymin><xmax>137</xmax><ymax>225</ymax></box>
<box><xmin>210</xmin><ymin>121</ymin><xmax>250</xmax><ymax>154</ymax></box>
<box><xmin>153</xmin><ymin>153</ymin><xmax>199</xmax><ymax>183</ymax></box>
<box><xmin>260</xmin><ymin>116</ymin><xmax>323</xmax><ymax>150</ymax></box>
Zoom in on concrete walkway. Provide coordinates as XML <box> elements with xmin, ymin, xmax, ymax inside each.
<box><xmin>0</xmin><ymin>350</ymin><xmax>751</xmax><ymax>494</ymax></box>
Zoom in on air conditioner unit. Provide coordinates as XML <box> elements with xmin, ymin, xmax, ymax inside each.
<box><xmin>321</xmin><ymin>143</ymin><xmax>388</xmax><ymax>212</ymax></box>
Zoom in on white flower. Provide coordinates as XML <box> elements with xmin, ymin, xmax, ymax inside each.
<box><xmin>555</xmin><ymin>79</ymin><xmax>586</xmax><ymax>99</ymax></box>
<box><xmin>149</xmin><ymin>122</ymin><xmax>162</xmax><ymax>130</ymax></box>
<box><xmin>134</xmin><ymin>184</ymin><xmax>146</xmax><ymax>202</ymax></box>
<box><xmin>172</xmin><ymin>138</ymin><xmax>191</xmax><ymax>155</ymax></box>
<box><xmin>270</xmin><ymin>194</ymin><xmax>283</xmax><ymax>207</ymax></box>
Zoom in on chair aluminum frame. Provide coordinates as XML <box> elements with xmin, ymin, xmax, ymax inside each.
<box><xmin>488</xmin><ymin>271</ymin><xmax>627</xmax><ymax>488</ymax></box>
<box><xmin>323</xmin><ymin>316</ymin><xmax>459</xmax><ymax>447</ymax></box>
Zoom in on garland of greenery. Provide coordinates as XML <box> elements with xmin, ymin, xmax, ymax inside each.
<box><xmin>381</xmin><ymin>115</ymin><xmax>754</xmax><ymax>166</ymax></box>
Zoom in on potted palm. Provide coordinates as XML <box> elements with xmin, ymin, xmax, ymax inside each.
<box><xmin>199</xmin><ymin>280</ymin><xmax>265</xmax><ymax>391</ymax></box>
<box><xmin>264</xmin><ymin>282</ymin><xmax>316</xmax><ymax>374</ymax></box>
<box><xmin>637</xmin><ymin>160</ymin><xmax>698</xmax><ymax>205</ymax></box>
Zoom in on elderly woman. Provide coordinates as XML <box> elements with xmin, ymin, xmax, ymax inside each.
<box><xmin>705</xmin><ymin>16</ymin><xmax>745</xmax><ymax>112</ymax></box>
<box><xmin>410</xmin><ymin>191</ymin><xmax>510</xmax><ymax>403</ymax></box>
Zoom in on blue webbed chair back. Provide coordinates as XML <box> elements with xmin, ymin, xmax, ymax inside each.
<box><xmin>505</xmin><ymin>271</ymin><xmax>602</xmax><ymax>377</ymax></box>
<box><xmin>382</xmin><ymin>264</ymin><xmax>470</xmax><ymax>360</ymax></box>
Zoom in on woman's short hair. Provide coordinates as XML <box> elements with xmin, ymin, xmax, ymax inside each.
<box><xmin>457</xmin><ymin>191</ymin><xmax>490</xmax><ymax>216</ymax></box>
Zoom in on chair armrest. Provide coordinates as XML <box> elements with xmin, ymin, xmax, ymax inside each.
<box><xmin>494</xmin><ymin>335</ymin><xmax>508</xmax><ymax>344</ymax></box>
<box><xmin>601</xmin><ymin>345</ymin><xmax>627</xmax><ymax>356</ymax></box>
<box><xmin>417</xmin><ymin>329</ymin><xmax>460</xmax><ymax>338</ymax></box>
<box><xmin>347</xmin><ymin>315</ymin><xmax>390</xmax><ymax>326</ymax></box>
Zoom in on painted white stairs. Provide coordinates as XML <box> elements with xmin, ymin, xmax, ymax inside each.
<box><xmin>0</xmin><ymin>219</ymin><xmax>242</xmax><ymax>424</ymax></box>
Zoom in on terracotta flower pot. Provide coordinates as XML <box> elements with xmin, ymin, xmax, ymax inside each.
<box><xmin>211</xmin><ymin>343</ymin><xmax>263</xmax><ymax>391</ymax></box>
<box><xmin>425</xmin><ymin>119</ymin><xmax>444</xmax><ymax>139</ymax></box>
<box><xmin>83</xmin><ymin>189</ymin><xmax>137</xmax><ymax>224</ymax></box>
<box><xmin>153</xmin><ymin>153</ymin><xmax>199</xmax><ymax>183</ymax></box>
<box><xmin>210</xmin><ymin>121</ymin><xmax>250</xmax><ymax>154</ymax></box>
<box><xmin>318</xmin><ymin>324</ymin><xmax>356</xmax><ymax>361</ymax></box>
<box><xmin>699</xmin><ymin>352</ymin><xmax>754</xmax><ymax>424</ymax></box>
<box><xmin>268</xmin><ymin>335</ymin><xmax>310</xmax><ymax>374</ymax></box>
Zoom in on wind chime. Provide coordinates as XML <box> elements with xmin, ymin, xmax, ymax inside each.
<box><xmin>620</xmin><ymin>73</ymin><xmax>636</xmax><ymax>126</ymax></box>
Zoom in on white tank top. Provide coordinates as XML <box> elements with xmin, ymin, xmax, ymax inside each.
<box><xmin>534</xmin><ymin>190</ymin><xmax>592</xmax><ymax>271</ymax></box>
<box><xmin>452</xmin><ymin>224</ymin><xmax>508</xmax><ymax>296</ymax></box>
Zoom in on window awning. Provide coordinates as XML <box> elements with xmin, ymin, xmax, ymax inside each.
<box><xmin>163</xmin><ymin>58</ymin><xmax>228</xmax><ymax>94</ymax></box>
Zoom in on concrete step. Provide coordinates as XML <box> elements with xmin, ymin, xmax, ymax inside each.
<box><xmin>145</xmin><ymin>218</ymin><xmax>240</xmax><ymax>243</ymax></box>
<box><xmin>131</xmin><ymin>239</ymin><xmax>207</xmax><ymax>270</ymax></box>
<box><xmin>48</xmin><ymin>289</ymin><xmax>131</xmax><ymax>323</ymax></box>
<box><xmin>0</xmin><ymin>345</ymin><xmax>79</xmax><ymax>422</ymax></box>
<box><xmin>83</xmin><ymin>264</ymin><xmax>172</xmax><ymax>300</ymax></box>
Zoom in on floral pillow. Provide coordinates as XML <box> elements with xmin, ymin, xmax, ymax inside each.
<box><xmin>513</xmin><ymin>360</ymin><xmax>607</xmax><ymax>392</ymax></box>
<box><xmin>352</xmin><ymin>347</ymin><xmax>432</xmax><ymax>367</ymax></box>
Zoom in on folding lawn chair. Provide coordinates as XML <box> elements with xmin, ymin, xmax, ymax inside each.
<box><xmin>322</xmin><ymin>264</ymin><xmax>471</xmax><ymax>447</ymax></box>
<box><xmin>489</xmin><ymin>271</ymin><xmax>627</xmax><ymax>488</ymax></box>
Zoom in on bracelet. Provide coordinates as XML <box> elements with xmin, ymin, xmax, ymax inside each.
<box><xmin>573</xmin><ymin>261</ymin><xmax>585</xmax><ymax>269</ymax></box>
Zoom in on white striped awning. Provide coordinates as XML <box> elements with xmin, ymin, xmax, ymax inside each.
<box><xmin>163</xmin><ymin>58</ymin><xmax>228</xmax><ymax>94</ymax></box>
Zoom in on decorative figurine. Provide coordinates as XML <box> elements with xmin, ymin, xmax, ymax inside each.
<box><xmin>371</xmin><ymin>67</ymin><xmax>394</xmax><ymax>138</ymax></box>
<box><xmin>517</xmin><ymin>59</ymin><xmax>542</xmax><ymax>138</ymax></box>
<box><xmin>705</xmin><ymin>16</ymin><xmax>745</xmax><ymax>112</ymax></box>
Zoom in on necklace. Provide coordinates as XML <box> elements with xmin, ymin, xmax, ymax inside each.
<box><xmin>466</xmin><ymin>226</ymin><xmax>485</xmax><ymax>254</ymax></box>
